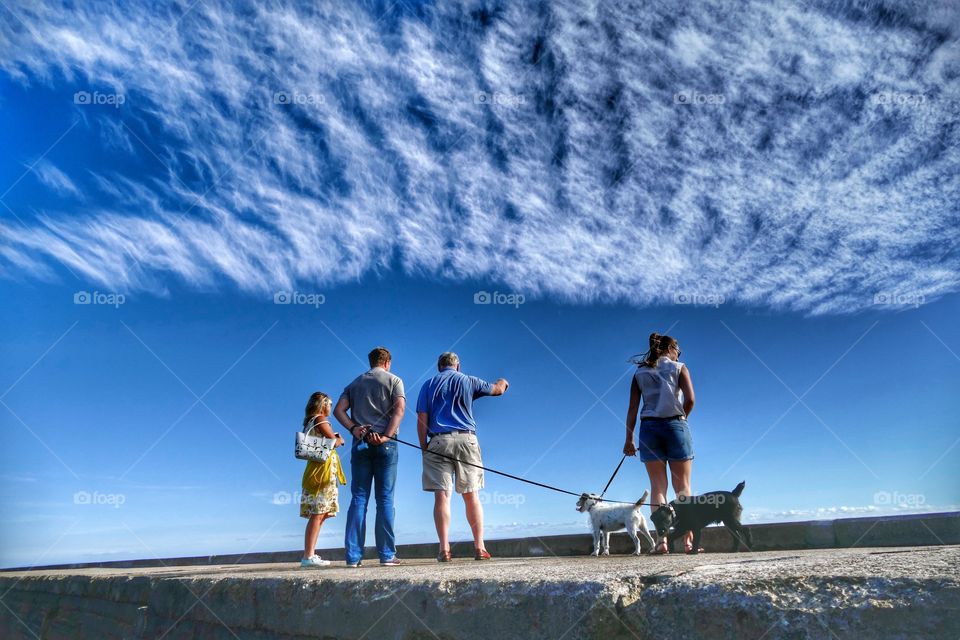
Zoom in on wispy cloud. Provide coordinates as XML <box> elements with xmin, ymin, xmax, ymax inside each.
<box><xmin>745</xmin><ymin>503</ymin><xmax>960</xmax><ymax>522</ymax></box>
<box><xmin>28</xmin><ymin>159</ymin><xmax>81</xmax><ymax>198</ymax></box>
<box><xmin>0</xmin><ymin>0</ymin><xmax>957</xmax><ymax>313</ymax></box>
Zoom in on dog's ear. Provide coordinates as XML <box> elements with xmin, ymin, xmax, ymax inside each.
<box><xmin>635</xmin><ymin>490</ymin><xmax>649</xmax><ymax>506</ymax></box>
<box><xmin>732</xmin><ymin>481</ymin><xmax>746</xmax><ymax>497</ymax></box>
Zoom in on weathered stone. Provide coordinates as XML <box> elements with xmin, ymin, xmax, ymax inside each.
<box><xmin>1</xmin><ymin>546</ymin><xmax>957</xmax><ymax>639</ymax></box>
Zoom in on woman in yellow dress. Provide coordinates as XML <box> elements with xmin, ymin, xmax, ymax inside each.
<box><xmin>299</xmin><ymin>391</ymin><xmax>346</xmax><ymax>568</ymax></box>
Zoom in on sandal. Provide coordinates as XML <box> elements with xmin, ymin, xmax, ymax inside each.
<box><xmin>437</xmin><ymin>550</ymin><xmax>452</xmax><ymax>563</ymax></box>
<box><xmin>474</xmin><ymin>548</ymin><xmax>492</xmax><ymax>561</ymax></box>
<box><xmin>651</xmin><ymin>540</ymin><xmax>669</xmax><ymax>555</ymax></box>
<box><xmin>684</xmin><ymin>544</ymin><xmax>705</xmax><ymax>554</ymax></box>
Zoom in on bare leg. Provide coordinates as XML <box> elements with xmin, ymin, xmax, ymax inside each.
<box><xmin>645</xmin><ymin>460</ymin><xmax>669</xmax><ymax>512</ymax></box>
<box><xmin>462</xmin><ymin>491</ymin><xmax>486</xmax><ymax>551</ymax></box>
<box><xmin>433</xmin><ymin>490</ymin><xmax>452</xmax><ymax>553</ymax></box>
<box><xmin>689</xmin><ymin>528</ymin><xmax>703</xmax><ymax>554</ymax></box>
<box><xmin>644</xmin><ymin>460</ymin><xmax>669</xmax><ymax>552</ymax></box>
<box><xmin>303</xmin><ymin>513</ymin><xmax>328</xmax><ymax>559</ymax></box>
<box><xmin>669</xmin><ymin>459</ymin><xmax>694</xmax><ymax>549</ymax></box>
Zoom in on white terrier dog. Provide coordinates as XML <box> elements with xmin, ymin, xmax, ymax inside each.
<box><xmin>576</xmin><ymin>490</ymin><xmax>656</xmax><ymax>556</ymax></box>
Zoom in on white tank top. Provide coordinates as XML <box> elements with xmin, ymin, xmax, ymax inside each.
<box><xmin>634</xmin><ymin>357</ymin><xmax>686</xmax><ymax>418</ymax></box>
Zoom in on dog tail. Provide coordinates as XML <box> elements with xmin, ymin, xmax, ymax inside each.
<box><xmin>634</xmin><ymin>490</ymin><xmax>649</xmax><ymax>507</ymax></box>
<box><xmin>732</xmin><ymin>481</ymin><xmax>746</xmax><ymax>497</ymax></box>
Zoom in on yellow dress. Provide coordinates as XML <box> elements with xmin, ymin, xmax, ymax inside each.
<box><xmin>299</xmin><ymin>450</ymin><xmax>346</xmax><ymax>518</ymax></box>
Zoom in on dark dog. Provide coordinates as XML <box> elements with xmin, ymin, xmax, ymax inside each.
<box><xmin>649</xmin><ymin>481</ymin><xmax>752</xmax><ymax>553</ymax></box>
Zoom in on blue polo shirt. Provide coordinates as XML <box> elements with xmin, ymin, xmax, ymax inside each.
<box><xmin>416</xmin><ymin>367</ymin><xmax>494</xmax><ymax>434</ymax></box>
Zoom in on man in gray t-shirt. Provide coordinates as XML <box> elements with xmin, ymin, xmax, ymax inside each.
<box><xmin>333</xmin><ymin>347</ymin><xmax>405</xmax><ymax>566</ymax></box>
<box><xmin>339</xmin><ymin>366</ymin><xmax>405</xmax><ymax>434</ymax></box>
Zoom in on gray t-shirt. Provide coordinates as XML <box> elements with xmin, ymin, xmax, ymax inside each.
<box><xmin>339</xmin><ymin>367</ymin><xmax>405</xmax><ymax>432</ymax></box>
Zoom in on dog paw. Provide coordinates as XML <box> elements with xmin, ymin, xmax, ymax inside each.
<box><xmin>590</xmin><ymin>551</ymin><xmax>599</xmax><ymax>557</ymax></box>
<box><xmin>601</xmin><ymin>551</ymin><xmax>610</xmax><ymax>556</ymax></box>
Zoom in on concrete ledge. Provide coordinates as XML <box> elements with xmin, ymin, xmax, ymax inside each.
<box><xmin>5</xmin><ymin>511</ymin><xmax>957</xmax><ymax>571</ymax></box>
<box><xmin>1</xmin><ymin>546</ymin><xmax>958</xmax><ymax>639</ymax></box>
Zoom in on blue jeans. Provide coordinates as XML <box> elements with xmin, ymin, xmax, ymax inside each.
<box><xmin>344</xmin><ymin>438</ymin><xmax>398</xmax><ymax>563</ymax></box>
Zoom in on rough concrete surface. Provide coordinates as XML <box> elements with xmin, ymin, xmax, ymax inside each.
<box><xmin>1</xmin><ymin>546</ymin><xmax>958</xmax><ymax>639</ymax></box>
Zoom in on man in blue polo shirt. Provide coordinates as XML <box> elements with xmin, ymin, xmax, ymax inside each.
<box><xmin>417</xmin><ymin>352</ymin><xmax>509</xmax><ymax>562</ymax></box>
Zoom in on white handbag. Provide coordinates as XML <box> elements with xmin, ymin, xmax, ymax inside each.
<box><xmin>295</xmin><ymin>418</ymin><xmax>337</xmax><ymax>462</ymax></box>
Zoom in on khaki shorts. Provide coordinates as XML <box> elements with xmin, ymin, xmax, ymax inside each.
<box><xmin>422</xmin><ymin>432</ymin><xmax>484</xmax><ymax>494</ymax></box>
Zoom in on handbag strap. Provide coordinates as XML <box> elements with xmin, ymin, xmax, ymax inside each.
<box><xmin>304</xmin><ymin>416</ymin><xmax>331</xmax><ymax>436</ymax></box>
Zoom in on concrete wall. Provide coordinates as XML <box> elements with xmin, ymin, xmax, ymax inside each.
<box><xmin>4</xmin><ymin>511</ymin><xmax>957</xmax><ymax>571</ymax></box>
<box><xmin>2</xmin><ymin>546</ymin><xmax>958</xmax><ymax>640</ymax></box>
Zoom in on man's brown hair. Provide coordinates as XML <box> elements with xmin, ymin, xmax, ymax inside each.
<box><xmin>368</xmin><ymin>346</ymin><xmax>392</xmax><ymax>368</ymax></box>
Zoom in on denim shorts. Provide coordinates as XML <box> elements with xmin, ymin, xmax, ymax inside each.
<box><xmin>637</xmin><ymin>416</ymin><xmax>694</xmax><ymax>462</ymax></box>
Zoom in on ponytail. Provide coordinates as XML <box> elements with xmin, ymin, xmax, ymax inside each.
<box><xmin>630</xmin><ymin>332</ymin><xmax>678</xmax><ymax>368</ymax></box>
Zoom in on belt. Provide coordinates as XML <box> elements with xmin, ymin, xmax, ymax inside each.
<box><xmin>428</xmin><ymin>430</ymin><xmax>475</xmax><ymax>437</ymax></box>
<box><xmin>640</xmin><ymin>415</ymin><xmax>685</xmax><ymax>421</ymax></box>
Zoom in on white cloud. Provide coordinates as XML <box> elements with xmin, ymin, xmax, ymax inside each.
<box><xmin>0</xmin><ymin>0</ymin><xmax>958</xmax><ymax>313</ymax></box>
<box><xmin>28</xmin><ymin>159</ymin><xmax>81</xmax><ymax>198</ymax></box>
<box><xmin>745</xmin><ymin>503</ymin><xmax>960</xmax><ymax>522</ymax></box>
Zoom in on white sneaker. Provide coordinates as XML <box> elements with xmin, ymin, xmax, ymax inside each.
<box><xmin>300</xmin><ymin>555</ymin><xmax>331</xmax><ymax>568</ymax></box>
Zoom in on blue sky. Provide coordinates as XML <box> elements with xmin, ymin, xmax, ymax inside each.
<box><xmin>2</xmin><ymin>277</ymin><xmax>958</xmax><ymax>567</ymax></box>
<box><xmin>1</xmin><ymin>0</ymin><xmax>959</xmax><ymax>567</ymax></box>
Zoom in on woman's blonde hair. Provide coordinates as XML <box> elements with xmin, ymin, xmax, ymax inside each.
<box><xmin>303</xmin><ymin>391</ymin><xmax>332</xmax><ymax>428</ymax></box>
<box><xmin>631</xmin><ymin>332</ymin><xmax>679</xmax><ymax>368</ymax></box>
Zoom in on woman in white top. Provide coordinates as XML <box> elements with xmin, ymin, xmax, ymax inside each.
<box><xmin>624</xmin><ymin>332</ymin><xmax>696</xmax><ymax>554</ymax></box>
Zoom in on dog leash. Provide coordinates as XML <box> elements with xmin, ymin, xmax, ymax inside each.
<box><xmin>599</xmin><ymin>455</ymin><xmax>626</xmax><ymax>500</ymax></box>
<box><xmin>380</xmin><ymin>433</ymin><xmax>664</xmax><ymax>506</ymax></box>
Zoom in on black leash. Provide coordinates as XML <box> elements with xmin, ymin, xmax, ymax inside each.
<box><xmin>382</xmin><ymin>433</ymin><xmax>662</xmax><ymax>506</ymax></box>
<box><xmin>600</xmin><ymin>455</ymin><xmax>627</xmax><ymax>499</ymax></box>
